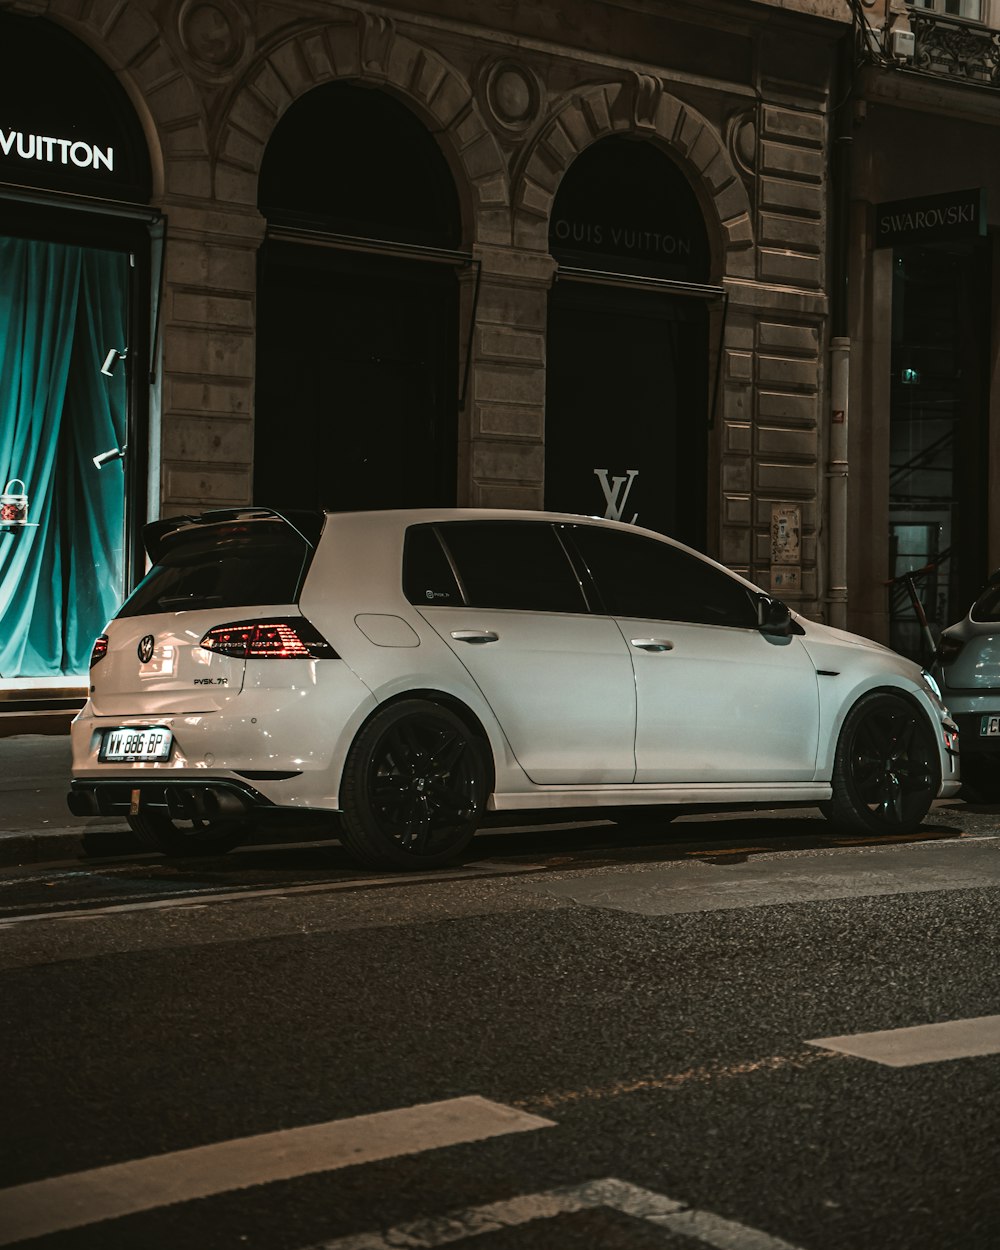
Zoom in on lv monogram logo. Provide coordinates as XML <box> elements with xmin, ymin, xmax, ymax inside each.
<box><xmin>594</xmin><ymin>468</ymin><xmax>639</xmax><ymax>524</ymax></box>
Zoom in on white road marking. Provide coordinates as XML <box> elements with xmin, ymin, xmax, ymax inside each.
<box><xmin>806</xmin><ymin>1014</ymin><xmax>1000</xmax><ymax>1067</ymax></box>
<box><xmin>0</xmin><ymin>1097</ymin><xmax>553</xmax><ymax>1246</ymax></box>
<box><xmin>305</xmin><ymin>1176</ymin><xmax>805</xmax><ymax>1250</ymax></box>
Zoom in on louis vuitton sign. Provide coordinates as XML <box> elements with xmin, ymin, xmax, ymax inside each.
<box><xmin>0</xmin><ymin>128</ymin><xmax>114</xmax><ymax>172</ymax></box>
<box><xmin>553</xmin><ymin>219</ymin><xmax>694</xmax><ymax>258</ymax></box>
<box><xmin>0</xmin><ymin>11</ymin><xmax>151</xmax><ymax>202</ymax></box>
<box><xmin>549</xmin><ymin>135</ymin><xmax>710</xmax><ymax>283</ymax></box>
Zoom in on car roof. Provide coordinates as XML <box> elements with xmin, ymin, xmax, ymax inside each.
<box><xmin>320</xmin><ymin>506</ymin><xmax>664</xmax><ymax>538</ymax></box>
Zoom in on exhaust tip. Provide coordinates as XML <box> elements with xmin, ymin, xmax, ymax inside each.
<box><xmin>66</xmin><ymin>790</ymin><xmax>99</xmax><ymax>817</ymax></box>
<box><xmin>166</xmin><ymin>786</ymin><xmax>249</xmax><ymax>822</ymax></box>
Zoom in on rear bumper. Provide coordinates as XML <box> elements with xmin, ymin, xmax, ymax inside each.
<box><xmin>951</xmin><ymin>711</ymin><xmax>1000</xmax><ymax>757</ymax></box>
<box><xmin>66</xmin><ymin>776</ymin><xmax>271</xmax><ymax>820</ymax></box>
<box><xmin>70</xmin><ymin>662</ymin><xmax>379</xmax><ymax>812</ymax></box>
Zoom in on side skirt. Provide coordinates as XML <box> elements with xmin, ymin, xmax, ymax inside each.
<box><xmin>488</xmin><ymin>783</ymin><xmax>833</xmax><ymax>811</ymax></box>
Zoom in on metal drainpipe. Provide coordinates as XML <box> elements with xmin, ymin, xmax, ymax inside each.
<box><xmin>826</xmin><ymin>24</ymin><xmax>855</xmax><ymax>631</ymax></box>
<box><xmin>828</xmin><ymin>336</ymin><xmax>850</xmax><ymax>630</ymax></box>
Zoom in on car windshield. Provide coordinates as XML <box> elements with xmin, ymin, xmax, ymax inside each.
<box><xmin>118</xmin><ymin>518</ymin><xmax>315</xmax><ymax>617</ymax></box>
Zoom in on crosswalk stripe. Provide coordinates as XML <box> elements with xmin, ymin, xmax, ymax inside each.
<box><xmin>806</xmin><ymin>1015</ymin><xmax>1000</xmax><ymax>1067</ymax></box>
<box><xmin>305</xmin><ymin>1177</ymin><xmax>805</xmax><ymax>1250</ymax></box>
<box><xmin>0</xmin><ymin>1097</ymin><xmax>554</xmax><ymax>1246</ymax></box>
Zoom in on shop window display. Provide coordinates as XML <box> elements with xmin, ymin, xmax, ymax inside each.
<box><xmin>0</xmin><ymin>237</ymin><xmax>128</xmax><ymax>677</ymax></box>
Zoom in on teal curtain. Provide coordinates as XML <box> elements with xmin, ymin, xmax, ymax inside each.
<box><xmin>0</xmin><ymin>238</ymin><xmax>128</xmax><ymax>678</ymax></box>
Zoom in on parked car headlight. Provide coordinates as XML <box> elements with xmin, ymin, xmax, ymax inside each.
<box><xmin>921</xmin><ymin>668</ymin><xmax>943</xmax><ymax>701</ymax></box>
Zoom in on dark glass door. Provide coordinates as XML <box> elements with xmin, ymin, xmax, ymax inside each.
<box><xmin>254</xmin><ymin>243</ymin><xmax>458</xmax><ymax>512</ymax></box>
<box><xmin>888</xmin><ymin>242</ymin><xmax>990</xmax><ymax>657</ymax></box>
<box><xmin>544</xmin><ymin>280</ymin><xmax>708</xmax><ymax>548</ymax></box>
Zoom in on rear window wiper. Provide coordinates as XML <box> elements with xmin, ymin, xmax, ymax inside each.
<box><xmin>157</xmin><ymin>594</ymin><xmax>223</xmax><ymax>608</ymax></box>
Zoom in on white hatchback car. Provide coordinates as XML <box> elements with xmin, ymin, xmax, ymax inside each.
<box><xmin>68</xmin><ymin>508</ymin><xmax>960</xmax><ymax>868</ymax></box>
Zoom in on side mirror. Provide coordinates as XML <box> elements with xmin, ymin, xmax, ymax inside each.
<box><xmin>758</xmin><ymin>595</ymin><xmax>793</xmax><ymax>637</ymax></box>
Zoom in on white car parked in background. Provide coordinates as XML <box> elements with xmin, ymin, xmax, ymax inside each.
<box><xmin>69</xmin><ymin>508</ymin><xmax>960</xmax><ymax>868</ymax></box>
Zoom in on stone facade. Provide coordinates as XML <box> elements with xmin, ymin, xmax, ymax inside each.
<box><xmin>7</xmin><ymin>0</ymin><xmax>851</xmax><ymax>617</ymax></box>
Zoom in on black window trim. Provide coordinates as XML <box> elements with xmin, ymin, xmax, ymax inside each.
<box><xmin>553</xmin><ymin>523</ymin><xmax>602</xmax><ymax>614</ymax></box>
<box><xmin>432</xmin><ymin>519</ymin><xmax>591</xmax><ymax>616</ymax></box>
<box><xmin>428</xmin><ymin>523</ymin><xmax>470</xmax><ymax>606</ymax></box>
<box><xmin>561</xmin><ymin>521</ymin><xmax>761</xmax><ymax>630</ymax></box>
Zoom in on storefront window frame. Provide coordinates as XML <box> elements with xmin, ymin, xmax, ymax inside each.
<box><xmin>0</xmin><ymin>191</ymin><xmax>157</xmax><ymax>604</ymax></box>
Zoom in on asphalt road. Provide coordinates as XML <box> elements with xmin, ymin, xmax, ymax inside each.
<box><xmin>0</xmin><ymin>816</ymin><xmax>998</xmax><ymax>1250</ymax></box>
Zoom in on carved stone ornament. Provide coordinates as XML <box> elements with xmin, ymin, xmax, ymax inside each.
<box><xmin>631</xmin><ymin>73</ymin><xmax>662</xmax><ymax>130</ymax></box>
<box><xmin>177</xmin><ymin>0</ymin><xmax>252</xmax><ymax>80</ymax></box>
<box><xmin>480</xmin><ymin>58</ymin><xmax>540</xmax><ymax>134</ymax></box>
<box><xmin>726</xmin><ymin>109</ymin><xmax>756</xmax><ymax>179</ymax></box>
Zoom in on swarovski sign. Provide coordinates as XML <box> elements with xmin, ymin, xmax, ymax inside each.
<box><xmin>875</xmin><ymin>188</ymin><xmax>986</xmax><ymax>248</ymax></box>
<box><xmin>0</xmin><ymin>127</ymin><xmax>114</xmax><ymax>172</ymax></box>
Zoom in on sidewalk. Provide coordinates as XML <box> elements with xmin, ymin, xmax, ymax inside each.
<box><xmin>0</xmin><ymin>733</ymin><xmax>138</xmax><ymax>865</ymax></box>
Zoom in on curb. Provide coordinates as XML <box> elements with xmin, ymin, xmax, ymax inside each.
<box><xmin>0</xmin><ymin>826</ymin><xmax>140</xmax><ymax>867</ymax></box>
<box><xmin>0</xmin><ymin>822</ymin><xmax>344</xmax><ymax>867</ymax></box>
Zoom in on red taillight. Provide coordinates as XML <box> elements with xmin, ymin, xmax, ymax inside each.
<box><xmin>90</xmin><ymin>634</ymin><xmax>108</xmax><ymax>667</ymax></box>
<box><xmin>199</xmin><ymin>618</ymin><xmax>337</xmax><ymax>660</ymax></box>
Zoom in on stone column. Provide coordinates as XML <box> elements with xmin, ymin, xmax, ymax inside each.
<box><xmin>462</xmin><ymin>244</ymin><xmax>556</xmax><ymax>509</ymax></box>
<box><xmin>158</xmin><ymin>203</ymin><xmax>265</xmax><ymax>516</ymax></box>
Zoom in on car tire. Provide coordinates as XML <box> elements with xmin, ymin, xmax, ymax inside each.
<box><xmin>338</xmin><ymin>699</ymin><xmax>486</xmax><ymax>870</ymax></box>
<box><xmin>820</xmin><ymin>692</ymin><xmax>938</xmax><ymax>835</ymax></box>
<box><xmin>127</xmin><ymin>811</ymin><xmax>243</xmax><ymax>857</ymax></box>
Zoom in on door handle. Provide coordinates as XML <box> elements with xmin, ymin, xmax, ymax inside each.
<box><xmin>630</xmin><ymin>638</ymin><xmax>674</xmax><ymax>652</ymax></box>
<box><xmin>451</xmin><ymin>630</ymin><xmax>499</xmax><ymax>644</ymax></box>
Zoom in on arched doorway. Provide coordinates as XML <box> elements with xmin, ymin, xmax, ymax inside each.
<box><xmin>0</xmin><ymin>12</ymin><xmax>152</xmax><ymax>682</ymax></box>
<box><xmin>255</xmin><ymin>82</ymin><xmax>464</xmax><ymax>512</ymax></box>
<box><xmin>544</xmin><ymin>136</ymin><xmax>716</xmax><ymax>548</ymax></box>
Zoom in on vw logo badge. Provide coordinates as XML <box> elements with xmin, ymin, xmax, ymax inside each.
<box><xmin>137</xmin><ymin>635</ymin><xmax>155</xmax><ymax>664</ymax></box>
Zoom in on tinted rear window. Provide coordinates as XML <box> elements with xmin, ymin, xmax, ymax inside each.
<box><xmin>403</xmin><ymin>525</ymin><xmax>463</xmax><ymax>606</ymax></box>
<box><xmin>437</xmin><ymin>521</ymin><xmax>587</xmax><ymax>613</ymax></box>
<box><xmin>118</xmin><ymin>520</ymin><xmax>314</xmax><ymax>617</ymax></box>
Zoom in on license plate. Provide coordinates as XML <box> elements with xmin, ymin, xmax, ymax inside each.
<box><xmin>980</xmin><ymin>715</ymin><xmax>1000</xmax><ymax>737</ymax></box>
<box><xmin>100</xmin><ymin>727</ymin><xmax>173</xmax><ymax>762</ymax></box>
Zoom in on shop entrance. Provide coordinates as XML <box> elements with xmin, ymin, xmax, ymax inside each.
<box><xmin>0</xmin><ymin>13</ymin><xmax>151</xmax><ymax>684</ymax></box>
<box><xmin>545</xmin><ymin>282</ymin><xmax>708</xmax><ymax>545</ymax></box>
<box><xmin>544</xmin><ymin>136</ymin><xmax>715</xmax><ymax>548</ymax></box>
<box><xmin>255</xmin><ymin>82</ymin><xmax>463</xmax><ymax>512</ymax></box>
<box><xmin>888</xmin><ymin>242</ymin><xmax>990</xmax><ymax>657</ymax></box>
<box><xmin>255</xmin><ymin>244</ymin><xmax>457</xmax><ymax>512</ymax></box>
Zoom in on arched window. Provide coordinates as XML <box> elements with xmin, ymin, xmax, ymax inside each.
<box><xmin>0</xmin><ymin>11</ymin><xmax>151</xmax><ymax>202</ymax></box>
<box><xmin>545</xmin><ymin>138</ymin><xmax>715</xmax><ymax>546</ymax></box>
<box><xmin>549</xmin><ymin>136</ymin><xmax>710</xmax><ymax>283</ymax></box>
<box><xmin>255</xmin><ymin>83</ymin><xmax>463</xmax><ymax>513</ymax></box>
<box><xmin>258</xmin><ymin>81</ymin><xmax>460</xmax><ymax>248</ymax></box>
<box><xmin>0</xmin><ymin>14</ymin><xmax>152</xmax><ymax>680</ymax></box>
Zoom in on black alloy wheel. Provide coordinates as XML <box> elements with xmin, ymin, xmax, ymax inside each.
<box><xmin>821</xmin><ymin>692</ymin><xmax>939</xmax><ymax>835</ymax></box>
<box><xmin>127</xmin><ymin>810</ymin><xmax>243</xmax><ymax>857</ymax></box>
<box><xmin>339</xmin><ymin>699</ymin><xmax>486</xmax><ymax>870</ymax></box>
